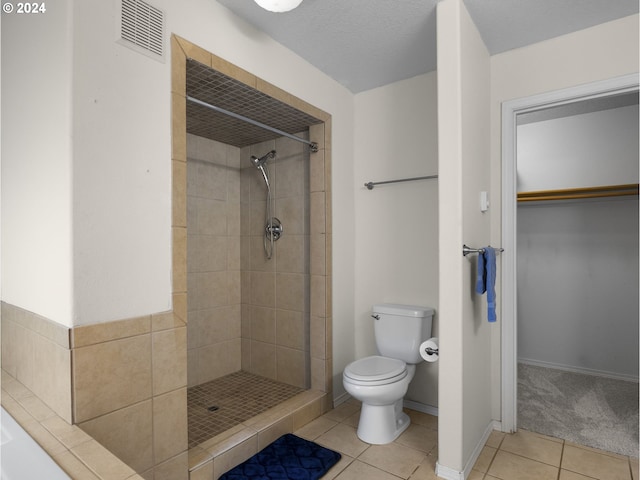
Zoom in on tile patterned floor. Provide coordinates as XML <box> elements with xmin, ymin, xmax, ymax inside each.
<box><xmin>187</xmin><ymin>371</ymin><xmax>303</xmax><ymax>448</ymax></box>
<box><xmin>293</xmin><ymin>399</ymin><xmax>640</xmax><ymax>480</ymax></box>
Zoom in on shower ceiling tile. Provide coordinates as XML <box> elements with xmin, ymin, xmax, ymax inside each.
<box><xmin>186</xmin><ymin>60</ymin><xmax>322</xmax><ymax>147</ymax></box>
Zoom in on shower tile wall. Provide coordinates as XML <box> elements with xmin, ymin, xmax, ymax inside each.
<box><xmin>187</xmin><ymin>134</ymin><xmax>242</xmax><ymax>387</ymax></box>
<box><xmin>187</xmin><ymin>133</ymin><xmax>310</xmax><ymax>389</ymax></box>
<box><xmin>241</xmin><ymin>134</ymin><xmax>310</xmax><ymax>389</ymax></box>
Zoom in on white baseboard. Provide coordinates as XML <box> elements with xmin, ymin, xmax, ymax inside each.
<box><xmin>333</xmin><ymin>394</ymin><xmax>439</xmax><ymax>417</ymax></box>
<box><xmin>332</xmin><ymin>391</ymin><xmax>351</xmax><ymax>408</ymax></box>
<box><xmin>435</xmin><ymin>462</ymin><xmax>464</xmax><ymax>480</ymax></box>
<box><xmin>462</xmin><ymin>421</ymin><xmax>500</xmax><ymax>478</ymax></box>
<box><xmin>436</xmin><ymin>420</ymin><xmax>500</xmax><ymax>480</ymax></box>
<box><xmin>403</xmin><ymin>399</ymin><xmax>438</xmax><ymax>416</ymax></box>
<box><xmin>518</xmin><ymin>358</ymin><xmax>639</xmax><ymax>383</ymax></box>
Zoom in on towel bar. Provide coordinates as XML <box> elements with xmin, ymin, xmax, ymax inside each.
<box><xmin>364</xmin><ymin>174</ymin><xmax>438</xmax><ymax>190</ymax></box>
<box><xmin>462</xmin><ymin>244</ymin><xmax>504</xmax><ymax>256</ymax></box>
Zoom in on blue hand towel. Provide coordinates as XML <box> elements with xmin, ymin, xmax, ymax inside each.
<box><xmin>484</xmin><ymin>247</ymin><xmax>497</xmax><ymax>322</ymax></box>
<box><xmin>475</xmin><ymin>247</ymin><xmax>497</xmax><ymax>322</ymax></box>
<box><xmin>475</xmin><ymin>251</ymin><xmax>486</xmax><ymax>294</ymax></box>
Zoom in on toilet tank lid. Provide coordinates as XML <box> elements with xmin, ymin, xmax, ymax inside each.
<box><xmin>373</xmin><ymin>304</ymin><xmax>434</xmax><ymax>317</ymax></box>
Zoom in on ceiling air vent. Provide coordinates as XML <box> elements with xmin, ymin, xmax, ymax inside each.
<box><xmin>118</xmin><ymin>0</ymin><xmax>165</xmax><ymax>61</ymax></box>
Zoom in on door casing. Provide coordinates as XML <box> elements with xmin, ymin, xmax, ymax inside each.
<box><xmin>500</xmin><ymin>72</ymin><xmax>640</xmax><ymax>433</ymax></box>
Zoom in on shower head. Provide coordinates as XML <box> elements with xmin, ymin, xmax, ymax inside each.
<box><xmin>250</xmin><ymin>150</ymin><xmax>276</xmax><ymax>168</ymax></box>
<box><xmin>251</xmin><ymin>150</ymin><xmax>275</xmax><ymax>189</ymax></box>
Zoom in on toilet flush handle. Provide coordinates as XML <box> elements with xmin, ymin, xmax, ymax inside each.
<box><xmin>371</xmin><ymin>314</ymin><xmax>380</xmax><ymax>320</ymax></box>
<box><xmin>424</xmin><ymin>346</ymin><xmax>438</xmax><ymax>356</ymax></box>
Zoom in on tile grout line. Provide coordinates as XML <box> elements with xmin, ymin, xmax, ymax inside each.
<box><xmin>557</xmin><ymin>440</ymin><xmax>565</xmax><ymax>480</ymax></box>
<box><xmin>327</xmin><ymin>407</ymin><xmax>436</xmax><ymax>480</ymax></box>
<box><xmin>485</xmin><ymin>438</ymin><xmax>500</xmax><ymax>478</ymax></box>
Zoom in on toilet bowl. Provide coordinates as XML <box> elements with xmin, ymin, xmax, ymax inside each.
<box><xmin>342</xmin><ymin>304</ymin><xmax>434</xmax><ymax>444</ymax></box>
<box><xmin>343</xmin><ymin>356</ymin><xmax>415</xmax><ymax>444</ymax></box>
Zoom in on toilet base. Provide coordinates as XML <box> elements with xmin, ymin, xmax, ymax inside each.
<box><xmin>356</xmin><ymin>399</ymin><xmax>410</xmax><ymax>444</ymax></box>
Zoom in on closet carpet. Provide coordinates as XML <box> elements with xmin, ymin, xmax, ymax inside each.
<box><xmin>518</xmin><ymin>363</ymin><xmax>639</xmax><ymax>458</ymax></box>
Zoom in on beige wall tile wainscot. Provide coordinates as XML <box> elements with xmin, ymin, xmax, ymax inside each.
<box><xmin>2</xmin><ymin>370</ymin><xmax>144</xmax><ymax>480</ymax></box>
<box><xmin>153</xmin><ymin>388</ymin><xmax>189</xmax><ymax>464</ymax></box>
<box><xmin>72</xmin><ymin>311</ymin><xmax>188</xmax><ymax>477</ymax></box>
<box><xmin>73</xmin><ymin>334</ymin><xmax>152</xmax><ymax>422</ymax></box>
<box><xmin>152</xmin><ymin>326</ymin><xmax>188</xmax><ymax>395</ymax></box>
<box><xmin>79</xmin><ymin>400</ymin><xmax>154</xmax><ymax>473</ymax></box>
<box><xmin>1</xmin><ymin>302</ymin><xmax>73</xmax><ymax>423</ymax></box>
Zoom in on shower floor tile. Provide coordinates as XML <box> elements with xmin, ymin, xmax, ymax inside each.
<box><xmin>187</xmin><ymin>371</ymin><xmax>304</xmax><ymax>448</ymax></box>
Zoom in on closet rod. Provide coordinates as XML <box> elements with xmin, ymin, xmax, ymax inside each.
<box><xmin>186</xmin><ymin>95</ymin><xmax>319</xmax><ymax>152</ymax></box>
<box><xmin>364</xmin><ymin>174</ymin><xmax>438</xmax><ymax>190</ymax></box>
<box><xmin>518</xmin><ymin>183</ymin><xmax>639</xmax><ymax>202</ymax></box>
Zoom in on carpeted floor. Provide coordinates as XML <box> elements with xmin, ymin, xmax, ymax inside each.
<box><xmin>518</xmin><ymin>363</ymin><xmax>639</xmax><ymax>458</ymax></box>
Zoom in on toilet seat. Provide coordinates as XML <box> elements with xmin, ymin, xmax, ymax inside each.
<box><xmin>343</xmin><ymin>356</ymin><xmax>407</xmax><ymax>386</ymax></box>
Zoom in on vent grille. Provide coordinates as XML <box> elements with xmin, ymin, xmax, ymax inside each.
<box><xmin>120</xmin><ymin>0</ymin><xmax>164</xmax><ymax>58</ymax></box>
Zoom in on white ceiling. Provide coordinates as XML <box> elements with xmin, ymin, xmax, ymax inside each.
<box><xmin>216</xmin><ymin>0</ymin><xmax>638</xmax><ymax>93</ymax></box>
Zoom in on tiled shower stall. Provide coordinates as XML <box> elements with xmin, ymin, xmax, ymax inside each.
<box><xmin>174</xmin><ymin>36</ymin><xmax>335</xmax><ymax>478</ymax></box>
<box><xmin>186</xmin><ymin>132</ymin><xmax>311</xmax><ymax>389</ymax></box>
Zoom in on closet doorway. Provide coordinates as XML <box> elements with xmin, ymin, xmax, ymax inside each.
<box><xmin>500</xmin><ymin>74</ymin><xmax>639</xmax><ymax>457</ymax></box>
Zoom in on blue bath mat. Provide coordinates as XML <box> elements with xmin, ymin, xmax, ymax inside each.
<box><xmin>219</xmin><ymin>433</ymin><xmax>341</xmax><ymax>480</ymax></box>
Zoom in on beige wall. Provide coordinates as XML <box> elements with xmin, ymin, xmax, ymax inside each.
<box><xmin>435</xmin><ymin>5</ymin><xmax>639</xmax><ymax>476</ymax></box>
<box><xmin>436</xmin><ymin>0</ymin><xmax>493</xmax><ymax>475</ymax></box>
<box><xmin>351</xmin><ymin>71</ymin><xmax>440</xmax><ymax>408</ymax></box>
<box><xmin>459</xmin><ymin>0</ymin><xmax>493</xmax><ymax>469</ymax></box>
<box><xmin>1</xmin><ymin>0</ymin><xmax>74</xmax><ymax>325</ymax></box>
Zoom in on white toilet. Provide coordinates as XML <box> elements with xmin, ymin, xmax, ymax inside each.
<box><xmin>343</xmin><ymin>304</ymin><xmax>434</xmax><ymax>444</ymax></box>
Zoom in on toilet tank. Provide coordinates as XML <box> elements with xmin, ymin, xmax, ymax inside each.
<box><xmin>373</xmin><ymin>304</ymin><xmax>434</xmax><ymax>364</ymax></box>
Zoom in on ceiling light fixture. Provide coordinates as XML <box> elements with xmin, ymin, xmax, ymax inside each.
<box><xmin>254</xmin><ymin>0</ymin><xmax>303</xmax><ymax>13</ymax></box>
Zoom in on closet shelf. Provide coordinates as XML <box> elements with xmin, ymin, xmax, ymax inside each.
<box><xmin>517</xmin><ymin>183</ymin><xmax>639</xmax><ymax>202</ymax></box>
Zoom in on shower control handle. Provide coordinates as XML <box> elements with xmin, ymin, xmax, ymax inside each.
<box><xmin>265</xmin><ymin>218</ymin><xmax>283</xmax><ymax>241</ymax></box>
